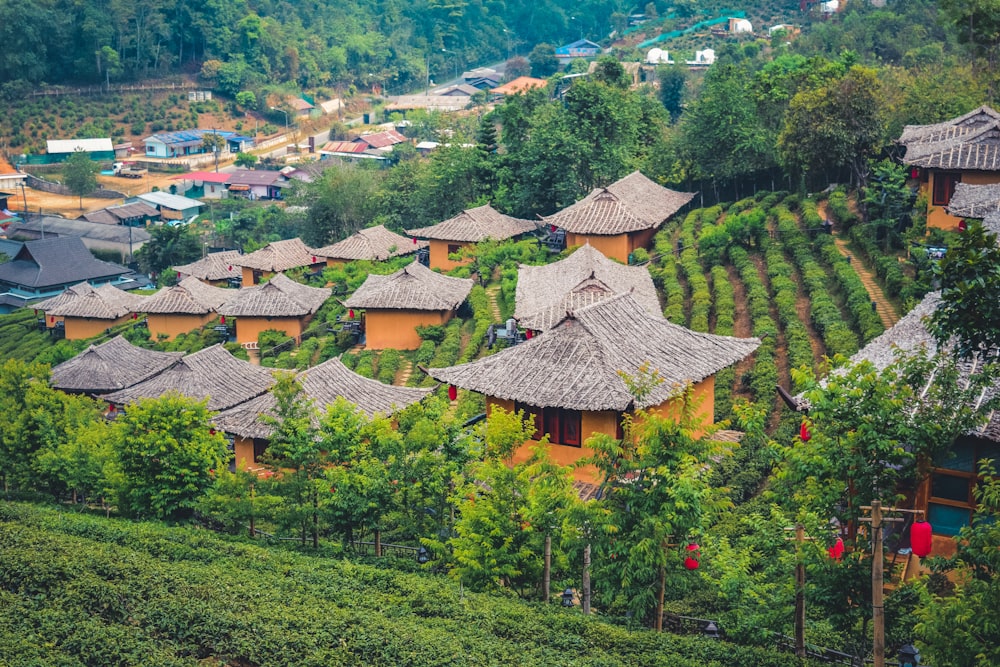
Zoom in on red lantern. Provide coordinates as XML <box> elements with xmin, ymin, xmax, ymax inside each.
<box><xmin>105</xmin><ymin>404</ymin><xmax>116</xmax><ymax>417</ymax></box>
<box><xmin>958</xmin><ymin>219</ymin><xmax>967</xmax><ymax>232</ymax></box>
<box><xmin>911</xmin><ymin>519</ymin><xmax>933</xmax><ymax>558</ymax></box>
<box><xmin>228</xmin><ymin>265</ymin><xmax>233</xmax><ymax>271</ymax></box>
<box><xmin>33</xmin><ymin>309</ymin><xmax>38</xmax><ymax>316</ymax></box>
<box><xmin>209</xmin><ymin>429</ymin><xmax>216</xmax><ymax>436</ymax></box>
<box><xmin>550</xmin><ymin>224</ymin><xmax>557</xmax><ymax>233</ymax></box>
<box><xmin>828</xmin><ymin>537</ymin><xmax>845</xmax><ymax>561</ymax></box>
<box><xmin>910</xmin><ymin>167</ymin><xmax>920</xmax><ymax>179</ymax></box>
<box><xmin>684</xmin><ymin>543</ymin><xmax>701</xmax><ymax>570</ymax></box>
<box><xmin>348</xmin><ymin>309</ymin><xmax>354</xmax><ymax>319</ymax></box>
<box><xmin>448</xmin><ymin>384</ymin><xmax>458</xmax><ymax>401</ymax></box>
<box><xmin>132</xmin><ymin>312</ymin><xmax>138</xmax><ymax>320</ymax></box>
<box><xmin>220</xmin><ymin>315</ymin><xmax>226</xmax><ymax>324</ymax></box>
<box><xmin>49</xmin><ymin>316</ymin><xmax>54</xmax><ymax>324</ymax></box>
<box><xmin>525</xmin><ymin>329</ymin><xmax>533</xmax><ymax>339</ymax></box>
<box><xmin>311</xmin><ymin>256</ymin><xmax>317</xmax><ymax>263</ymax></box>
<box><xmin>412</xmin><ymin>237</ymin><xmax>418</xmax><ymax>244</ymax></box>
<box><xmin>799</xmin><ymin>421</ymin><xmax>811</xmax><ymax>442</ymax></box>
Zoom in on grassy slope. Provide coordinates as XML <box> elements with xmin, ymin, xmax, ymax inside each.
<box><xmin>0</xmin><ymin>502</ymin><xmax>819</xmax><ymax>667</ymax></box>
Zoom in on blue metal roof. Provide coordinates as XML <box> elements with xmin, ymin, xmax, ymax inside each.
<box><xmin>147</xmin><ymin>129</ymin><xmax>236</xmax><ymax>145</ymax></box>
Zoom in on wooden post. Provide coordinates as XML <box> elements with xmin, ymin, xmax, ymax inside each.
<box><xmin>871</xmin><ymin>500</ymin><xmax>885</xmax><ymax>667</ymax></box>
<box><xmin>249</xmin><ymin>483</ymin><xmax>256</xmax><ymax>538</ymax></box>
<box><xmin>655</xmin><ymin>563</ymin><xmax>666</xmax><ymax>631</ymax></box>
<box><xmin>543</xmin><ymin>534</ymin><xmax>552</xmax><ymax>603</ymax></box>
<box><xmin>582</xmin><ymin>544</ymin><xmax>591</xmax><ymax>615</ymax></box>
<box><xmin>375</xmin><ymin>529</ymin><xmax>382</xmax><ymax>557</ymax></box>
<box><xmin>794</xmin><ymin>524</ymin><xmax>806</xmax><ymax>659</ymax></box>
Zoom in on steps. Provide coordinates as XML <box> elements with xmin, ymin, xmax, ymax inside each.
<box><xmin>485</xmin><ymin>285</ymin><xmax>503</xmax><ymax>321</ymax></box>
<box><xmin>395</xmin><ymin>358</ymin><xmax>414</xmax><ymax>386</ymax></box>
<box><xmin>831</xmin><ymin>236</ymin><xmax>899</xmax><ymax>329</ymax></box>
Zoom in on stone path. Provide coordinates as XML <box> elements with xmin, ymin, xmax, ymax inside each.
<box><xmin>395</xmin><ymin>357</ymin><xmax>414</xmax><ymax>385</ymax></box>
<box><xmin>485</xmin><ymin>285</ymin><xmax>503</xmax><ymax>321</ymax></box>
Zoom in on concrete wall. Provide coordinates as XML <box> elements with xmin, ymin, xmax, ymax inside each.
<box><xmin>427</xmin><ymin>239</ymin><xmax>472</xmax><ymax>271</ymax></box>
<box><xmin>147</xmin><ymin>312</ymin><xmax>215</xmax><ymax>341</ymax></box>
<box><xmin>364</xmin><ymin>308</ymin><xmax>451</xmax><ymax>350</ymax></box>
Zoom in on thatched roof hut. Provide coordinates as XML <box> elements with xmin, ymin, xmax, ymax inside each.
<box><xmin>344</xmin><ymin>261</ymin><xmax>473</xmax><ymax>311</ymax></box>
<box><xmin>218</xmin><ymin>273</ymin><xmax>330</xmax><ymax>318</ymax></box>
<box><xmin>143</xmin><ymin>276</ymin><xmax>234</xmax><ymax>315</ymax></box>
<box><xmin>899</xmin><ymin>106</ymin><xmax>1000</xmax><ymax>170</ymax></box>
<box><xmin>103</xmin><ymin>343</ymin><xmax>276</xmax><ymax>411</ymax></box>
<box><xmin>427</xmin><ymin>292</ymin><xmax>760</xmax><ymax>411</ymax></box>
<box><xmin>213</xmin><ymin>357</ymin><xmax>433</xmax><ymax>439</ymax></box>
<box><xmin>407</xmin><ymin>205</ymin><xmax>537</xmax><ymax>243</ymax></box>
<box><xmin>542</xmin><ymin>171</ymin><xmax>694</xmax><ymax>235</ymax></box>
<box><xmin>946</xmin><ymin>182</ymin><xmax>1000</xmax><ymax>219</ymax></box>
<box><xmin>173</xmin><ymin>250</ymin><xmax>243</xmax><ymax>283</ymax></box>
<box><xmin>35</xmin><ymin>282</ymin><xmax>145</xmax><ymax>320</ymax></box>
<box><xmin>313</xmin><ymin>225</ymin><xmax>425</xmax><ymax>262</ymax></box>
<box><xmin>50</xmin><ymin>335</ymin><xmax>183</xmax><ymax>394</ymax></box>
<box><xmin>231</xmin><ymin>238</ymin><xmax>320</xmax><ymax>273</ymax></box>
<box><xmin>514</xmin><ymin>244</ymin><xmax>661</xmax><ymax>331</ymax></box>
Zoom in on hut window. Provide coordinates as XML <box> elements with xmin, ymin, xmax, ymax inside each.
<box><xmin>926</xmin><ymin>438</ymin><xmax>999</xmax><ymax>536</ymax></box>
<box><xmin>252</xmin><ymin>439</ymin><xmax>269</xmax><ymax>463</ymax></box>
<box><xmin>932</xmin><ymin>171</ymin><xmax>960</xmax><ymax>206</ymax></box>
<box><xmin>447</xmin><ymin>244</ymin><xmax>462</xmax><ymax>255</ymax></box>
<box><xmin>515</xmin><ymin>403</ymin><xmax>582</xmax><ymax>446</ymax></box>
<box><xmin>515</xmin><ymin>402</ymin><xmax>544</xmax><ymax>440</ymax></box>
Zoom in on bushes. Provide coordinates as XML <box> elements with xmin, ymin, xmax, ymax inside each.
<box><xmin>848</xmin><ymin>226</ymin><xmax>907</xmax><ymax>298</ymax></box>
<box><xmin>457</xmin><ymin>286</ymin><xmax>492</xmax><ymax>364</ymax></box>
<box><xmin>422</xmin><ymin>319</ymin><xmax>462</xmax><ymax>385</ymax></box>
<box><xmin>729</xmin><ymin>247</ymin><xmax>777</xmax><ymax>403</ymax></box>
<box><xmin>826</xmin><ymin>190</ymin><xmax>858</xmax><ymax>229</ymax></box>
<box><xmin>652</xmin><ymin>229</ymin><xmax>685</xmax><ymax>324</ymax></box>
<box><xmin>762</xmin><ymin>238</ymin><xmax>814</xmax><ymax>373</ymax></box>
<box><xmin>814</xmin><ymin>237</ymin><xmax>884</xmax><ymax>343</ymax></box>
<box><xmin>377</xmin><ymin>349</ymin><xmax>402</xmax><ymax>384</ymax></box>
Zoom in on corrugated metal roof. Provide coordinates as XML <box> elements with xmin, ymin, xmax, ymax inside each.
<box><xmin>47</xmin><ymin>138</ymin><xmax>114</xmax><ymax>154</ymax></box>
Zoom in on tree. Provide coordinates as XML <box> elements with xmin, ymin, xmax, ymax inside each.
<box><xmin>235</xmin><ymin>90</ymin><xmax>257</xmax><ymax>111</ymax></box>
<box><xmin>291</xmin><ymin>164</ymin><xmax>382</xmax><ymax>246</ymax></box>
<box><xmin>656</xmin><ymin>65</ymin><xmax>686</xmax><ymax>123</ymax></box>
<box><xmin>528</xmin><ymin>43</ymin><xmax>559</xmax><ymax>78</ymax></box>
<box><xmin>939</xmin><ymin>0</ymin><xmax>1000</xmax><ymax>75</ymax></box>
<box><xmin>34</xmin><ymin>419</ymin><xmax>118</xmax><ymax>506</ymax></box>
<box><xmin>930</xmin><ymin>221</ymin><xmax>1000</xmax><ymax>358</ymax></box>
<box><xmin>113</xmin><ymin>393</ymin><xmax>230</xmax><ymax>519</ymax></box>
<box><xmin>62</xmin><ymin>149</ymin><xmax>98</xmax><ymax>210</ymax></box>
<box><xmin>234</xmin><ymin>152</ymin><xmax>259</xmax><ymax>168</ymax></box>
<box><xmin>96</xmin><ymin>45</ymin><xmax>122</xmax><ymax>88</ymax></box>
<box><xmin>135</xmin><ymin>224</ymin><xmax>202</xmax><ymax>278</ymax></box>
<box><xmin>504</xmin><ymin>56</ymin><xmax>530</xmax><ymax>79</ymax></box>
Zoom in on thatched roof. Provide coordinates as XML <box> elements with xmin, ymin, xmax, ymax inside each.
<box><xmin>795</xmin><ymin>292</ymin><xmax>1000</xmax><ymax>442</ymax></box>
<box><xmin>985</xmin><ymin>211</ymin><xmax>1000</xmax><ymax>236</ymax></box>
<box><xmin>542</xmin><ymin>171</ymin><xmax>695</xmax><ymax>235</ymax></box>
<box><xmin>313</xmin><ymin>225</ymin><xmax>425</xmax><ymax>262</ymax></box>
<box><xmin>142</xmin><ymin>276</ymin><xmax>234</xmax><ymax>315</ymax></box>
<box><xmin>515</xmin><ymin>244</ymin><xmax>661</xmax><ymax>331</ymax></box>
<box><xmin>898</xmin><ymin>106</ymin><xmax>1000</xmax><ymax>146</ymax></box>
<box><xmin>35</xmin><ymin>282</ymin><xmax>145</xmax><ymax>320</ymax></box>
<box><xmin>173</xmin><ymin>250</ymin><xmax>243</xmax><ymax>281</ymax></box>
<box><xmin>103</xmin><ymin>344</ymin><xmax>276</xmax><ymax>411</ymax></box>
<box><xmin>946</xmin><ymin>182</ymin><xmax>1000</xmax><ymax>218</ymax></box>
<box><xmin>407</xmin><ymin>205</ymin><xmax>537</xmax><ymax>243</ymax></box>
<box><xmin>217</xmin><ymin>273</ymin><xmax>330</xmax><ymax>318</ymax></box>
<box><xmin>213</xmin><ymin>357</ymin><xmax>433</xmax><ymax>439</ymax></box>
<box><xmin>900</xmin><ymin>107</ymin><xmax>1000</xmax><ymax>171</ymax></box>
<box><xmin>344</xmin><ymin>261</ymin><xmax>473</xmax><ymax>311</ymax></box>
<box><xmin>50</xmin><ymin>335</ymin><xmax>183</xmax><ymax>394</ymax></box>
<box><xmin>427</xmin><ymin>292</ymin><xmax>759</xmax><ymax>411</ymax></box>
<box><xmin>231</xmin><ymin>238</ymin><xmax>320</xmax><ymax>272</ymax></box>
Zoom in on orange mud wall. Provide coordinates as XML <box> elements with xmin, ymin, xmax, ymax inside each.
<box><xmin>62</xmin><ymin>315</ymin><xmax>133</xmax><ymax>340</ymax></box>
<box><xmin>564</xmin><ymin>229</ymin><xmax>656</xmax><ymax>263</ymax></box>
<box><xmin>363</xmin><ymin>308</ymin><xmax>452</xmax><ymax>350</ymax></box>
<box><xmin>487</xmin><ymin>375</ymin><xmax>715</xmax><ymax>484</ymax></box>
<box><xmin>923</xmin><ymin>170</ymin><xmax>1000</xmax><ymax>231</ymax></box>
<box><xmin>146</xmin><ymin>313</ymin><xmax>215</xmax><ymax>341</ymax></box>
<box><xmin>427</xmin><ymin>239</ymin><xmax>472</xmax><ymax>271</ymax></box>
<box><xmin>234</xmin><ymin>315</ymin><xmax>308</xmax><ymax>344</ymax></box>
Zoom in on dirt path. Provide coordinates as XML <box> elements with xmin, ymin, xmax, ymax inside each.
<box><xmin>395</xmin><ymin>358</ymin><xmax>414</xmax><ymax>386</ymax></box>
<box><xmin>751</xmin><ymin>253</ymin><xmax>790</xmax><ymax>428</ymax></box>
<box><xmin>726</xmin><ymin>264</ymin><xmax>754</xmax><ymax>401</ymax></box>
<box><xmin>817</xmin><ymin>201</ymin><xmax>899</xmax><ymax>329</ymax></box>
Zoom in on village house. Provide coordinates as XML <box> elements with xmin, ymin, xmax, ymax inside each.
<box><xmin>514</xmin><ymin>243</ymin><xmax>661</xmax><ymax>332</ymax></box>
<box><xmin>461</xmin><ymin>68</ymin><xmax>502</xmax><ymax>89</ymax></box>
<box><xmin>142</xmin><ymin>276</ymin><xmax>234</xmax><ymax>341</ymax></box>
<box><xmin>81</xmin><ymin>201</ymin><xmax>160</xmax><ymax>227</ymax></box>
<box><xmin>49</xmin><ymin>335</ymin><xmax>183</xmax><ymax>395</ymax></box>
<box><xmin>354</xmin><ymin>129</ymin><xmax>408</xmax><ymax>152</ymax></box>
<box><xmin>173</xmin><ymin>250</ymin><xmax>244</xmax><ymax>287</ymax></box>
<box><xmin>407</xmin><ymin>205</ymin><xmax>537</xmax><ymax>271</ymax></box>
<box><xmin>541</xmin><ymin>171</ymin><xmax>695</xmax><ymax>263</ymax></box>
<box><xmin>556</xmin><ymin>39</ymin><xmax>602</xmax><ymax>64</ymax></box>
<box><xmin>344</xmin><ymin>261</ymin><xmax>473</xmax><ymax>350</ymax></box>
<box><xmin>5</xmin><ymin>217</ymin><xmax>151</xmax><ymax>265</ymax></box>
<box><xmin>34</xmin><ymin>281</ymin><xmax>146</xmax><ymax>340</ymax></box>
<box><xmin>127</xmin><ymin>191</ymin><xmax>204</xmax><ymax>223</ymax></box>
<box><xmin>317</xmin><ymin>141</ymin><xmax>387</xmax><ymax>163</ymax></box>
<box><xmin>231</xmin><ymin>238</ymin><xmax>324</xmax><ymax>286</ymax></box>
<box><xmin>226</xmin><ymin>169</ymin><xmax>289</xmax><ymax>200</ymax></box>
<box><xmin>426</xmin><ymin>293</ymin><xmax>759</xmax><ymax>483</ymax></box>
<box><xmin>489</xmin><ymin>76</ymin><xmax>548</xmax><ymax>102</ymax></box>
<box><xmin>313</xmin><ymin>225</ymin><xmax>425</xmax><ymax>267</ymax></box>
<box><xmin>898</xmin><ymin>105</ymin><xmax>1000</xmax><ymax>230</ymax></box>
<box><xmin>0</xmin><ymin>237</ymin><xmax>131</xmax><ymax>310</ymax></box>
<box><xmin>143</xmin><ymin>129</ymin><xmax>236</xmax><ymax>159</ymax></box>
<box><xmin>214</xmin><ymin>357</ymin><xmax>434</xmax><ymax>469</ymax></box>
<box><xmin>102</xmin><ymin>344</ymin><xmax>276</xmax><ymax>412</ymax></box>
<box><xmin>45</xmin><ymin>138</ymin><xmax>115</xmax><ymax>162</ymax></box>
<box><xmin>0</xmin><ymin>155</ymin><xmax>27</xmax><ymax>194</ymax></box>
<box><xmin>170</xmin><ymin>172</ymin><xmax>232</xmax><ymax>199</ymax></box>
<box><xmin>217</xmin><ymin>272</ymin><xmax>330</xmax><ymax>346</ymax></box>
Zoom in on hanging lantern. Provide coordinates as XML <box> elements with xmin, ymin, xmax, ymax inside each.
<box><xmin>311</xmin><ymin>255</ymin><xmax>317</xmax><ymax>263</ymax></box>
<box><xmin>220</xmin><ymin>315</ymin><xmax>226</xmax><ymax>324</ymax></box>
<box><xmin>132</xmin><ymin>312</ymin><xmax>138</xmax><ymax>320</ymax></box>
<box><xmin>828</xmin><ymin>537</ymin><xmax>845</xmax><ymax>562</ymax></box>
<box><xmin>684</xmin><ymin>543</ymin><xmax>701</xmax><ymax>570</ymax></box>
<box><xmin>228</xmin><ymin>265</ymin><xmax>233</xmax><ymax>271</ymax></box>
<box><xmin>525</xmin><ymin>329</ymin><xmax>533</xmax><ymax>339</ymax></box>
<box><xmin>105</xmin><ymin>404</ymin><xmax>116</xmax><ymax>417</ymax></box>
<box><xmin>911</xmin><ymin>519</ymin><xmax>933</xmax><ymax>558</ymax></box>
<box><xmin>209</xmin><ymin>429</ymin><xmax>216</xmax><ymax>436</ymax></box>
<box><xmin>448</xmin><ymin>384</ymin><xmax>458</xmax><ymax>401</ymax></box>
<box><xmin>799</xmin><ymin>420</ymin><xmax>811</xmax><ymax>442</ymax></box>
<box><xmin>33</xmin><ymin>309</ymin><xmax>38</xmax><ymax>316</ymax></box>
<box><xmin>910</xmin><ymin>167</ymin><xmax>920</xmax><ymax>179</ymax></box>
<box><xmin>550</xmin><ymin>224</ymin><xmax>557</xmax><ymax>233</ymax></box>
<box><xmin>348</xmin><ymin>309</ymin><xmax>355</xmax><ymax>319</ymax></box>
<box><xmin>49</xmin><ymin>316</ymin><xmax>55</xmax><ymax>324</ymax></box>
<box><xmin>958</xmin><ymin>219</ymin><xmax>967</xmax><ymax>232</ymax></box>
<box><xmin>412</xmin><ymin>237</ymin><xmax>418</xmax><ymax>244</ymax></box>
